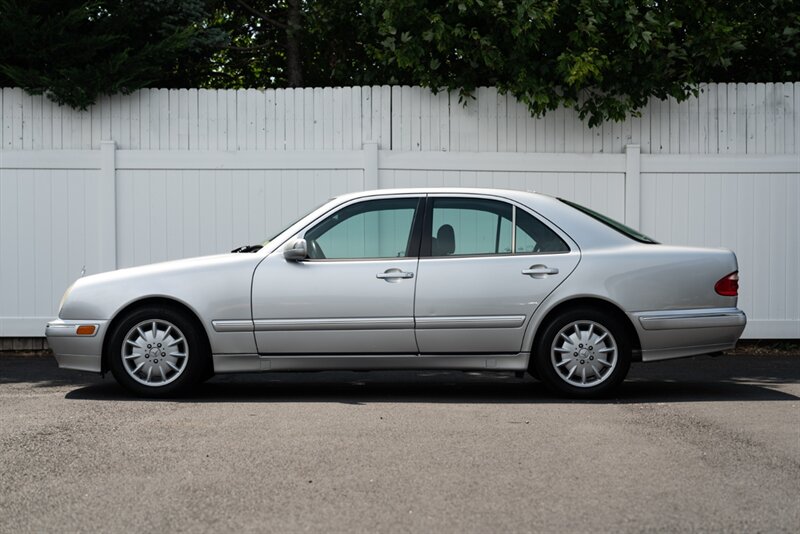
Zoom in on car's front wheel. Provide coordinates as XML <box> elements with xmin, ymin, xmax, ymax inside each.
<box><xmin>108</xmin><ymin>306</ymin><xmax>209</xmax><ymax>397</ymax></box>
<box><xmin>532</xmin><ymin>308</ymin><xmax>631</xmax><ymax>398</ymax></box>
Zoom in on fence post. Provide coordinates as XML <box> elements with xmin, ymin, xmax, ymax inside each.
<box><xmin>99</xmin><ymin>140</ymin><xmax>117</xmax><ymax>272</ymax></box>
<box><xmin>363</xmin><ymin>141</ymin><xmax>379</xmax><ymax>190</ymax></box>
<box><xmin>624</xmin><ymin>144</ymin><xmax>641</xmax><ymax>229</ymax></box>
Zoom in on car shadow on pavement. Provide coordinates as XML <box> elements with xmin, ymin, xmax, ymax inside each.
<box><xmin>2</xmin><ymin>354</ymin><xmax>798</xmax><ymax>404</ymax></box>
<box><xmin>61</xmin><ymin>373</ymin><xmax>800</xmax><ymax>404</ymax></box>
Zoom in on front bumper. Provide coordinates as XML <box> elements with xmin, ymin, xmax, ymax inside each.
<box><xmin>45</xmin><ymin>319</ymin><xmax>108</xmax><ymax>373</ymax></box>
<box><xmin>632</xmin><ymin>307</ymin><xmax>747</xmax><ymax>362</ymax></box>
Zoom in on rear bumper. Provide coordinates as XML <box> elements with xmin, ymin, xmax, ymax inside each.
<box><xmin>638</xmin><ymin>308</ymin><xmax>746</xmax><ymax>331</ymax></box>
<box><xmin>632</xmin><ymin>307</ymin><xmax>746</xmax><ymax>362</ymax></box>
<box><xmin>45</xmin><ymin>319</ymin><xmax>107</xmax><ymax>373</ymax></box>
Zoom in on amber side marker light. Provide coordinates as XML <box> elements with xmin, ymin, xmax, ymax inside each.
<box><xmin>75</xmin><ymin>325</ymin><xmax>97</xmax><ymax>336</ymax></box>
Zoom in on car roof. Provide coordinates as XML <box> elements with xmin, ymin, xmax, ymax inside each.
<box><xmin>335</xmin><ymin>187</ymin><xmax>548</xmax><ymax>202</ymax></box>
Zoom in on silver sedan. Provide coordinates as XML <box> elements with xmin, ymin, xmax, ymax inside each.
<box><xmin>46</xmin><ymin>188</ymin><xmax>746</xmax><ymax>398</ymax></box>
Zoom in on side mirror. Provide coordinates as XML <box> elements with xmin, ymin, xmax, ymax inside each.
<box><xmin>283</xmin><ymin>238</ymin><xmax>308</xmax><ymax>261</ymax></box>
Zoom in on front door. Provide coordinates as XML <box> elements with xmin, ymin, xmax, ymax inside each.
<box><xmin>251</xmin><ymin>196</ymin><xmax>423</xmax><ymax>354</ymax></box>
<box><xmin>414</xmin><ymin>196</ymin><xmax>580</xmax><ymax>354</ymax></box>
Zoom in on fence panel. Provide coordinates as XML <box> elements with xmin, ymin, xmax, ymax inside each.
<box><xmin>1</xmin><ymin>83</ymin><xmax>799</xmax><ymax>339</ymax></box>
<box><xmin>115</xmin><ymin>168</ymin><xmax>364</xmax><ymax>268</ymax></box>
<box><xmin>640</xmin><ymin>170</ymin><xmax>800</xmax><ymax>338</ymax></box>
<box><xmin>0</xmin><ymin>167</ymin><xmax>103</xmax><ymax>336</ymax></box>
<box><xmin>2</xmin><ymin>84</ymin><xmax>798</xmax><ymax>154</ymax></box>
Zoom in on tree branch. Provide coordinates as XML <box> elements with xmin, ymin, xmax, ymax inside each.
<box><xmin>235</xmin><ymin>0</ymin><xmax>288</xmax><ymax>30</ymax></box>
<box><xmin>229</xmin><ymin>43</ymin><xmax>278</xmax><ymax>52</ymax></box>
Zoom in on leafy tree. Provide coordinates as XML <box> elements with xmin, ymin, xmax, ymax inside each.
<box><xmin>205</xmin><ymin>0</ymin><xmax>800</xmax><ymax>124</ymax></box>
<box><xmin>368</xmin><ymin>0</ymin><xmax>755</xmax><ymax>125</ymax></box>
<box><xmin>704</xmin><ymin>0</ymin><xmax>800</xmax><ymax>82</ymax></box>
<box><xmin>206</xmin><ymin>0</ymin><xmax>393</xmax><ymax>88</ymax></box>
<box><xmin>2</xmin><ymin>0</ymin><xmax>797</xmax><ymax>123</ymax></box>
<box><xmin>0</xmin><ymin>0</ymin><xmax>227</xmax><ymax>108</ymax></box>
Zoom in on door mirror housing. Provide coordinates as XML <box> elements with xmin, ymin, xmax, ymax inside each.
<box><xmin>283</xmin><ymin>238</ymin><xmax>308</xmax><ymax>261</ymax></box>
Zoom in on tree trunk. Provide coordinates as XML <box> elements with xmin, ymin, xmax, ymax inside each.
<box><xmin>286</xmin><ymin>0</ymin><xmax>302</xmax><ymax>87</ymax></box>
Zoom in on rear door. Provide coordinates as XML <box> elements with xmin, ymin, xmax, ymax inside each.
<box><xmin>413</xmin><ymin>195</ymin><xmax>580</xmax><ymax>354</ymax></box>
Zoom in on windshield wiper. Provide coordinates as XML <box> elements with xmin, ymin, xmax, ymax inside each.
<box><xmin>230</xmin><ymin>244</ymin><xmax>263</xmax><ymax>253</ymax></box>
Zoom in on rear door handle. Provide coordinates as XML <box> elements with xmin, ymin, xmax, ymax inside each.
<box><xmin>376</xmin><ymin>269</ymin><xmax>414</xmax><ymax>280</ymax></box>
<box><xmin>522</xmin><ymin>265</ymin><xmax>559</xmax><ymax>277</ymax></box>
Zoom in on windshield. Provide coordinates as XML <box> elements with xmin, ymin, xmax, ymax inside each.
<box><xmin>260</xmin><ymin>198</ymin><xmax>333</xmax><ymax>247</ymax></box>
<box><xmin>558</xmin><ymin>198</ymin><xmax>658</xmax><ymax>244</ymax></box>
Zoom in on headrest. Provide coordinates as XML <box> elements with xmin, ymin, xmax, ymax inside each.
<box><xmin>434</xmin><ymin>224</ymin><xmax>455</xmax><ymax>255</ymax></box>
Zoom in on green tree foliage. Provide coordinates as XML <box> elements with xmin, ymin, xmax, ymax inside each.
<box><xmin>0</xmin><ymin>0</ymin><xmax>227</xmax><ymax>108</ymax></box>
<box><xmin>1</xmin><ymin>1</ymin><xmax>797</xmax><ymax>123</ymax></box>
<box><xmin>207</xmin><ymin>0</ymin><xmax>392</xmax><ymax>88</ymax></box>
<box><xmin>704</xmin><ymin>0</ymin><xmax>800</xmax><ymax>82</ymax></box>
<box><xmin>206</xmin><ymin>0</ymin><xmax>800</xmax><ymax>124</ymax></box>
<box><xmin>368</xmin><ymin>0</ymin><xmax>780</xmax><ymax>125</ymax></box>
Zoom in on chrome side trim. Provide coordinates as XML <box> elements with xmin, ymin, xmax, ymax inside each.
<box><xmin>415</xmin><ymin>315</ymin><xmax>526</xmax><ymax>329</ymax></box>
<box><xmin>45</xmin><ymin>320</ymin><xmax>101</xmax><ymax>337</ymax></box>
<box><xmin>212</xmin><ymin>354</ymin><xmax>262</xmax><ymax>372</ymax></box>
<box><xmin>212</xmin><ymin>320</ymin><xmax>255</xmax><ymax>332</ymax></box>
<box><xmin>637</xmin><ymin>308</ymin><xmax>746</xmax><ymax>331</ymax></box>
<box><xmin>253</xmin><ymin>317</ymin><xmax>415</xmax><ymax>331</ymax></box>
<box><xmin>640</xmin><ymin>342</ymin><xmax>738</xmax><ymax>362</ymax></box>
<box><xmin>212</xmin><ymin>352</ymin><xmax>530</xmax><ymax>373</ymax></box>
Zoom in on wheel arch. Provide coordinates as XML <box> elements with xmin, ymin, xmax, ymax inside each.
<box><xmin>101</xmin><ymin>296</ymin><xmax>212</xmax><ymax>374</ymax></box>
<box><xmin>529</xmin><ymin>297</ymin><xmax>642</xmax><ymax>362</ymax></box>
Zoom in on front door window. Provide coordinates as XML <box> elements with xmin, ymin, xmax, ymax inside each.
<box><xmin>305</xmin><ymin>198</ymin><xmax>420</xmax><ymax>259</ymax></box>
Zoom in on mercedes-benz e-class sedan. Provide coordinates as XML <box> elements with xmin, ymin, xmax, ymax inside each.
<box><xmin>47</xmin><ymin>188</ymin><xmax>746</xmax><ymax>398</ymax></box>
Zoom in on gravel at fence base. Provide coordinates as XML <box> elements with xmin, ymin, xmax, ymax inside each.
<box><xmin>729</xmin><ymin>341</ymin><xmax>800</xmax><ymax>356</ymax></box>
<box><xmin>0</xmin><ymin>337</ymin><xmax>49</xmax><ymax>352</ymax></box>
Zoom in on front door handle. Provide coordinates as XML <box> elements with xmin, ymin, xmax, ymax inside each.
<box><xmin>376</xmin><ymin>269</ymin><xmax>414</xmax><ymax>280</ymax></box>
<box><xmin>522</xmin><ymin>265</ymin><xmax>559</xmax><ymax>278</ymax></box>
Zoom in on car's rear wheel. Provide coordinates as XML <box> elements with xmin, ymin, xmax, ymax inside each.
<box><xmin>108</xmin><ymin>306</ymin><xmax>209</xmax><ymax>397</ymax></box>
<box><xmin>532</xmin><ymin>308</ymin><xmax>631</xmax><ymax>398</ymax></box>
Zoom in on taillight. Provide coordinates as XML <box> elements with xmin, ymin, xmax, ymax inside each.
<box><xmin>715</xmin><ymin>271</ymin><xmax>739</xmax><ymax>296</ymax></box>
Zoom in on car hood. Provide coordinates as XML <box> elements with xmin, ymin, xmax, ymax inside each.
<box><xmin>76</xmin><ymin>253</ymin><xmax>263</xmax><ymax>286</ymax></box>
<box><xmin>59</xmin><ymin>253</ymin><xmax>265</xmax><ymax>320</ymax></box>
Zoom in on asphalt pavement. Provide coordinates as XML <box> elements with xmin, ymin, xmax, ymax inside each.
<box><xmin>1</xmin><ymin>354</ymin><xmax>798</xmax><ymax>533</ymax></box>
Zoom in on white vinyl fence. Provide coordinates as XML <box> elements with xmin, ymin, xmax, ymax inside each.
<box><xmin>1</xmin><ymin>84</ymin><xmax>798</xmax><ymax>339</ymax></box>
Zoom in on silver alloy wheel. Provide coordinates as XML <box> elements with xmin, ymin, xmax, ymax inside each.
<box><xmin>550</xmin><ymin>320</ymin><xmax>618</xmax><ymax>388</ymax></box>
<box><xmin>121</xmin><ymin>319</ymin><xmax>189</xmax><ymax>387</ymax></box>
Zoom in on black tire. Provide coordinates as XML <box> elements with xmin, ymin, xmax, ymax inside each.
<box><xmin>532</xmin><ymin>308</ymin><xmax>631</xmax><ymax>399</ymax></box>
<box><xmin>108</xmin><ymin>306</ymin><xmax>210</xmax><ymax>398</ymax></box>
